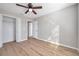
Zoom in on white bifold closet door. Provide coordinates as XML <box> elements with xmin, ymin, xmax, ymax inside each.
<box><xmin>2</xmin><ymin>16</ymin><xmax>16</xmax><ymax>43</ymax></box>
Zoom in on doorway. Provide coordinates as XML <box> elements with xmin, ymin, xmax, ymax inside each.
<box><xmin>27</xmin><ymin>21</ymin><xmax>38</xmax><ymax>39</ymax></box>
<box><xmin>27</xmin><ymin>21</ymin><xmax>33</xmax><ymax>39</ymax></box>
<box><xmin>2</xmin><ymin>16</ymin><xmax>16</xmax><ymax>43</ymax></box>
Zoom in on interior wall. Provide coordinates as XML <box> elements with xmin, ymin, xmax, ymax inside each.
<box><xmin>21</xmin><ymin>19</ymin><xmax>28</xmax><ymax>41</ymax></box>
<box><xmin>16</xmin><ymin>18</ymin><xmax>30</xmax><ymax>42</ymax></box>
<box><xmin>15</xmin><ymin>18</ymin><xmax>21</xmax><ymax>42</ymax></box>
<box><xmin>36</xmin><ymin>4</ymin><xmax>78</xmax><ymax>49</ymax></box>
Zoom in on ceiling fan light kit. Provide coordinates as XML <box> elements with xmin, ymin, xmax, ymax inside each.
<box><xmin>29</xmin><ymin>9</ymin><xmax>32</xmax><ymax>12</ymax></box>
<box><xmin>16</xmin><ymin>3</ymin><xmax>42</xmax><ymax>15</ymax></box>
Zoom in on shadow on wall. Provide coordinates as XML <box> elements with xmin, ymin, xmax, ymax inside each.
<box><xmin>47</xmin><ymin>25</ymin><xmax>60</xmax><ymax>50</ymax></box>
<box><xmin>47</xmin><ymin>25</ymin><xmax>60</xmax><ymax>45</ymax></box>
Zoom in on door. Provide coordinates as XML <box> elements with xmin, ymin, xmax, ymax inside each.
<box><xmin>2</xmin><ymin>16</ymin><xmax>16</xmax><ymax>43</ymax></box>
<box><xmin>32</xmin><ymin>21</ymin><xmax>38</xmax><ymax>38</ymax></box>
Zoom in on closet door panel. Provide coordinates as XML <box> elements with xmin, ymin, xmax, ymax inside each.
<box><xmin>3</xmin><ymin>22</ymin><xmax>14</xmax><ymax>43</ymax></box>
<box><xmin>2</xmin><ymin>16</ymin><xmax>15</xmax><ymax>43</ymax></box>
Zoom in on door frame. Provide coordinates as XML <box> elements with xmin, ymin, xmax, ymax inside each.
<box><xmin>27</xmin><ymin>21</ymin><xmax>32</xmax><ymax>39</ymax></box>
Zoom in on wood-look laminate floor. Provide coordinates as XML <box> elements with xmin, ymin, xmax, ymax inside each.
<box><xmin>0</xmin><ymin>37</ymin><xmax>79</xmax><ymax>56</ymax></box>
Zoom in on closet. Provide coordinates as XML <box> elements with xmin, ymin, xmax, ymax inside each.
<box><xmin>2</xmin><ymin>16</ymin><xmax>16</xmax><ymax>43</ymax></box>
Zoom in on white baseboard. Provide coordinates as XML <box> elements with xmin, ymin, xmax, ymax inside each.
<box><xmin>59</xmin><ymin>43</ymin><xmax>79</xmax><ymax>51</ymax></box>
<box><xmin>36</xmin><ymin>37</ymin><xmax>79</xmax><ymax>52</ymax></box>
<box><xmin>0</xmin><ymin>38</ymin><xmax>27</xmax><ymax>48</ymax></box>
<box><xmin>16</xmin><ymin>38</ymin><xmax>28</xmax><ymax>42</ymax></box>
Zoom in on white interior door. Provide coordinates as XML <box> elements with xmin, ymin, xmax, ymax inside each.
<box><xmin>2</xmin><ymin>16</ymin><xmax>15</xmax><ymax>43</ymax></box>
<box><xmin>28</xmin><ymin>22</ymin><xmax>33</xmax><ymax>37</ymax></box>
<box><xmin>28</xmin><ymin>21</ymin><xmax>38</xmax><ymax>38</ymax></box>
<box><xmin>32</xmin><ymin>21</ymin><xmax>38</xmax><ymax>38</ymax></box>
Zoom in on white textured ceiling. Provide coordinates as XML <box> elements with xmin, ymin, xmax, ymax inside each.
<box><xmin>0</xmin><ymin>3</ymin><xmax>76</xmax><ymax>19</ymax></box>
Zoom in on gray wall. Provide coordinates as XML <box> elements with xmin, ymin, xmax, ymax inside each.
<box><xmin>37</xmin><ymin>4</ymin><xmax>78</xmax><ymax>49</ymax></box>
<box><xmin>16</xmin><ymin>18</ymin><xmax>28</xmax><ymax>42</ymax></box>
<box><xmin>21</xmin><ymin>18</ymin><xmax>28</xmax><ymax>41</ymax></box>
<box><xmin>14</xmin><ymin>18</ymin><xmax>30</xmax><ymax>42</ymax></box>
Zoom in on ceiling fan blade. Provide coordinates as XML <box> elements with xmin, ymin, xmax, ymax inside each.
<box><xmin>25</xmin><ymin>10</ymin><xmax>29</xmax><ymax>14</ymax></box>
<box><xmin>32</xmin><ymin>6</ymin><xmax>42</xmax><ymax>9</ymax></box>
<box><xmin>32</xmin><ymin>10</ymin><xmax>37</xmax><ymax>14</ymax></box>
<box><xmin>16</xmin><ymin>4</ymin><xmax>28</xmax><ymax>8</ymax></box>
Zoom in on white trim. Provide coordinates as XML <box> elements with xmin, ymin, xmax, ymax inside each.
<box><xmin>16</xmin><ymin>39</ymin><xmax>27</xmax><ymax>42</ymax></box>
<box><xmin>59</xmin><ymin>43</ymin><xmax>79</xmax><ymax>51</ymax></box>
<box><xmin>36</xmin><ymin>37</ymin><xmax>79</xmax><ymax>52</ymax></box>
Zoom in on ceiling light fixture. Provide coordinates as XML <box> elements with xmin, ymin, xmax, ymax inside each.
<box><xmin>29</xmin><ymin>9</ymin><xmax>32</xmax><ymax>12</ymax></box>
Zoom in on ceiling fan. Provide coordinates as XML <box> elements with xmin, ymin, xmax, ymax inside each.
<box><xmin>16</xmin><ymin>3</ymin><xmax>42</xmax><ymax>15</ymax></box>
